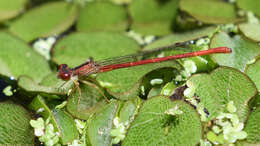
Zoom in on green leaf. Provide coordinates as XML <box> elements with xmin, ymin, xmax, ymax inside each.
<box><xmin>52</xmin><ymin>32</ymin><xmax>140</xmax><ymax>67</ymax></box>
<box><xmin>119</xmin><ymin>98</ymin><xmax>142</xmax><ymax>124</ymax></box>
<box><xmin>52</xmin><ymin>109</ymin><xmax>79</xmax><ymax>145</ymax></box>
<box><xmin>29</xmin><ymin>95</ymin><xmax>78</xmax><ymax>144</ymax></box>
<box><xmin>122</xmin><ymin>97</ymin><xmax>202</xmax><ymax>146</ymax></box>
<box><xmin>180</xmin><ymin>0</ymin><xmax>240</xmax><ymax>24</ymax></box>
<box><xmin>239</xmin><ymin>23</ymin><xmax>260</xmax><ymax>42</ymax></box>
<box><xmin>206</xmin><ymin>131</ymin><xmax>218</xmax><ymax>144</ymax></box>
<box><xmin>129</xmin><ymin>0</ymin><xmax>179</xmax><ymax>35</ymax></box>
<box><xmin>0</xmin><ymin>0</ymin><xmax>28</xmax><ymax>22</ymax></box>
<box><xmin>147</xmin><ymin>86</ymin><xmax>163</xmax><ymax>98</ymax></box>
<box><xmin>0</xmin><ymin>32</ymin><xmax>52</xmax><ymax>83</ymax></box>
<box><xmin>86</xmin><ymin>101</ymin><xmax>119</xmax><ymax>146</ymax></box>
<box><xmin>76</xmin><ymin>1</ymin><xmax>128</xmax><ymax>32</ymax></box>
<box><xmin>237</xmin><ymin>0</ymin><xmax>260</xmax><ymax>17</ymax></box>
<box><xmin>18</xmin><ymin>75</ymin><xmax>74</xmax><ymax>96</ymax></box>
<box><xmin>66</xmin><ymin>81</ymin><xmax>107</xmax><ymax>120</ymax></box>
<box><xmin>9</xmin><ymin>1</ymin><xmax>78</xmax><ymax>42</ymax></box>
<box><xmin>97</xmin><ymin>61</ymin><xmax>181</xmax><ymax>100</ymax></box>
<box><xmin>236</xmin><ymin>141</ymin><xmax>260</xmax><ymax>146</ymax></box>
<box><xmin>244</xmin><ymin>107</ymin><xmax>260</xmax><ymax>143</ymax></box>
<box><xmin>188</xmin><ymin>67</ymin><xmax>257</xmax><ymax>121</ymax></box>
<box><xmin>246</xmin><ymin>58</ymin><xmax>260</xmax><ymax>92</ymax></box>
<box><xmin>29</xmin><ymin>95</ymin><xmax>52</xmax><ymax>118</ymax></box>
<box><xmin>210</xmin><ymin>32</ymin><xmax>260</xmax><ymax>71</ymax></box>
<box><xmin>0</xmin><ymin>101</ymin><xmax>34</xmax><ymax>144</ymax></box>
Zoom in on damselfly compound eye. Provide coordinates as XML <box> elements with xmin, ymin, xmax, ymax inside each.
<box><xmin>59</xmin><ymin>72</ymin><xmax>71</xmax><ymax>81</ymax></box>
<box><xmin>58</xmin><ymin>64</ymin><xmax>72</xmax><ymax>81</ymax></box>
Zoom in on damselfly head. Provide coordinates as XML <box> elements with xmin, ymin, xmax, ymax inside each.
<box><xmin>57</xmin><ymin>64</ymin><xmax>72</xmax><ymax>81</ymax></box>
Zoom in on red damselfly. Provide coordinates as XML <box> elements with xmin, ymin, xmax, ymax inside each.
<box><xmin>57</xmin><ymin>40</ymin><xmax>231</xmax><ymax>104</ymax></box>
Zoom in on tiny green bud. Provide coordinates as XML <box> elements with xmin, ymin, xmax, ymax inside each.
<box><xmin>212</xmin><ymin>125</ymin><xmax>221</xmax><ymax>134</ymax></box>
<box><xmin>150</xmin><ymin>78</ymin><xmax>163</xmax><ymax>86</ymax></box>
<box><xmin>227</xmin><ymin>101</ymin><xmax>236</xmax><ymax>113</ymax></box>
<box><xmin>55</xmin><ymin>101</ymin><xmax>67</xmax><ymax>109</ymax></box>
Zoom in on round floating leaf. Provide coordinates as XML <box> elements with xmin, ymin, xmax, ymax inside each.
<box><xmin>180</xmin><ymin>0</ymin><xmax>240</xmax><ymax>24</ymax></box>
<box><xmin>9</xmin><ymin>1</ymin><xmax>78</xmax><ymax>42</ymax></box>
<box><xmin>76</xmin><ymin>1</ymin><xmax>128</xmax><ymax>32</ymax></box>
<box><xmin>0</xmin><ymin>32</ymin><xmax>52</xmax><ymax>83</ymax></box>
<box><xmin>122</xmin><ymin>97</ymin><xmax>202</xmax><ymax>146</ymax></box>
<box><xmin>210</xmin><ymin>32</ymin><xmax>260</xmax><ymax>71</ymax></box>
<box><xmin>0</xmin><ymin>101</ymin><xmax>34</xmax><ymax>145</ymax></box>
<box><xmin>29</xmin><ymin>95</ymin><xmax>78</xmax><ymax>144</ymax></box>
<box><xmin>129</xmin><ymin>0</ymin><xmax>179</xmax><ymax>35</ymax></box>
<box><xmin>236</xmin><ymin>141</ymin><xmax>260</xmax><ymax>146</ymax></box>
<box><xmin>239</xmin><ymin>23</ymin><xmax>260</xmax><ymax>42</ymax></box>
<box><xmin>119</xmin><ymin>98</ymin><xmax>141</xmax><ymax>124</ymax></box>
<box><xmin>52</xmin><ymin>32</ymin><xmax>140</xmax><ymax>67</ymax></box>
<box><xmin>188</xmin><ymin>67</ymin><xmax>257</xmax><ymax>121</ymax></box>
<box><xmin>18</xmin><ymin>75</ymin><xmax>74</xmax><ymax>97</ymax></box>
<box><xmin>246</xmin><ymin>58</ymin><xmax>260</xmax><ymax>92</ymax></box>
<box><xmin>147</xmin><ymin>86</ymin><xmax>163</xmax><ymax>98</ymax></box>
<box><xmin>144</xmin><ymin>26</ymin><xmax>217</xmax><ymax>50</ymax></box>
<box><xmin>87</xmin><ymin>101</ymin><xmax>119</xmax><ymax>146</ymax></box>
<box><xmin>0</xmin><ymin>0</ymin><xmax>27</xmax><ymax>22</ymax></box>
<box><xmin>237</xmin><ymin>0</ymin><xmax>260</xmax><ymax>17</ymax></box>
<box><xmin>52</xmin><ymin>109</ymin><xmax>79</xmax><ymax>145</ymax></box>
<box><xmin>97</xmin><ymin>61</ymin><xmax>181</xmax><ymax>100</ymax></box>
<box><xmin>244</xmin><ymin>107</ymin><xmax>260</xmax><ymax>143</ymax></box>
<box><xmin>66</xmin><ymin>81</ymin><xmax>107</xmax><ymax>120</ymax></box>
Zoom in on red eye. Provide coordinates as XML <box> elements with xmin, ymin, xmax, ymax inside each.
<box><xmin>57</xmin><ymin>64</ymin><xmax>71</xmax><ymax>81</ymax></box>
<box><xmin>59</xmin><ymin>73</ymin><xmax>71</xmax><ymax>81</ymax></box>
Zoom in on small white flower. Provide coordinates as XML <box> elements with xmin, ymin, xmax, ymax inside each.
<box><xmin>113</xmin><ymin>117</ymin><xmax>120</xmax><ymax>128</ymax></box>
<box><xmin>183</xmin><ymin>60</ymin><xmax>197</xmax><ymax>74</ymax></box>
<box><xmin>141</xmin><ymin>86</ymin><xmax>145</xmax><ymax>96</ymax></box>
<box><xmin>212</xmin><ymin>125</ymin><xmax>221</xmax><ymax>134</ymax></box>
<box><xmin>37</xmin><ymin>108</ymin><xmax>45</xmax><ymax>113</ymax></box>
<box><xmin>164</xmin><ymin>105</ymin><xmax>183</xmax><ymax>116</ymax></box>
<box><xmin>184</xmin><ymin>81</ymin><xmax>195</xmax><ymax>98</ymax></box>
<box><xmin>75</xmin><ymin>119</ymin><xmax>85</xmax><ymax>129</ymax></box>
<box><xmin>144</xmin><ymin>35</ymin><xmax>155</xmax><ymax>44</ymax></box>
<box><xmin>227</xmin><ymin>101</ymin><xmax>237</xmax><ymax>113</ymax></box>
<box><xmin>35</xmin><ymin>128</ymin><xmax>45</xmax><ymax>137</ymax></box>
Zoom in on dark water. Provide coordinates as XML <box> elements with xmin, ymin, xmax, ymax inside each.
<box><xmin>0</xmin><ymin>79</ymin><xmax>9</xmax><ymax>101</ymax></box>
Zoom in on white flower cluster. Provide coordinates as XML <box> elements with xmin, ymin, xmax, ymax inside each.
<box><xmin>110</xmin><ymin>117</ymin><xmax>128</xmax><ymax>144</ymax></box>
<box><xmin>30</xmin><ymin>117</ymin><xmax>60</xmax><ymax>146</ymax></box>
<box><xmin>207</xmin><ymin>101</ymin><xmax>247</xmax><ymax>145</ymax></box>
